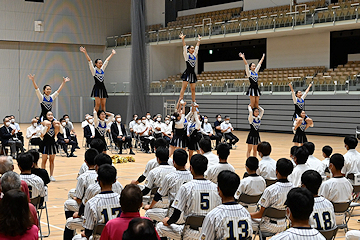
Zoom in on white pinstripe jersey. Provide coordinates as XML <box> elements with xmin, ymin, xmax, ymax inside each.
<box><xmin>269</xmin><ymin>227</ymin><xmax>326</xmax><ymax>240</ymax></box>
<box><xmin>172</xmin><ymin>179</ymin><xmax>221</xmax><ymax>219</ymax></box>
<box><xmin>83</xmin><ymin>191</ymin><xmax>120</xmax><ymax>230</ymax></box>
<box><xmin>318</xmin><ymin>177</ymin><xmax>353</xmax><ymax>203</ymax></box>
<box><xmin>158</xmin><ymin>170</ymin><xmax>193</xmax><ymax>201</ymax></box>
<box><xmin>20</xmin><ymin>174</ymin><xmax>45</xmax><ymax>198</ymax></box>
<box><xmin>309</xmin><ymin>196</ymin><xmax>336</xmax><ymax>230</ymax></box>
<box><xmin>235</xmin><ymin>175</ymin><xmax>266</xmax><ymax>199</ymax></box>
<box><xmin>74</xmin><ymin>169</ymin><xmax>98</xmax><ymax>199</ymax></box>
<box><xmin>205</xmin><ymin>163</ymin><xmax>235</xmax><ymax>183</ymax></box>
<box><xmin>83</xmin><ymin>181</ymin><xmax>123</xmax><ymax>204</ymax></box>
<box><xmin>78</xmin><ymin>163</ymin><xmax>88</xmax><ymax>178</ymax></box>
<box><xmin>144</xmin><ymin>165</ymin><xmax>176</xmax><ymax>189</ymax></box>
<box><xmin>143</xmin><ymin>158</ymin><xmax>173</xmax><ymax>178</ymax></box>
<box><xmin>200</xmin><ymin>202</ymin><xmax>252</xmax><ymax>240</ymax></box>
<box><xmin>257</xmin><ymin>156</ymin><xmax>277</xmax><ymax>180</ymax></box>
<box><xmin>288</xmin><ymin>164</ymin><xmax>311</xmax><ymax>187</ymax></box>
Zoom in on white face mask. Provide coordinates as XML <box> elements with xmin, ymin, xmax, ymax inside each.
<box><xmin>142</xmin><ymin>120</ymin><xmax>147</xmax><ymax>124</ymax></box>
<box><xmin>117</xmin><ymin>118</ymin><xmax>121</xmax><ymax>123</ymax></box>
<box><xmin>85</xmin><ymin>116</ymin><xmax>89</xmax><ymax>120</ymax></box>
<box><xmin>225</xmin><ymin>120</ymin><xmax>230</xmax><ymax>124</ymax></box>
<box><xmin>157</xmin><ymin>117</ymin><xmax>161</xmax><ymax>122</ymax></box>
<box><xmin>137</xmin><ymin>121</ymin><xmax>141</xmax><ymax>124</ymax></box>
<box><xmin>33</xmin><ymin>123</ymin><xmax>37</xmax><ymax>127</ymax></box>
<box><xmin>217</xmin><ymin>118</ymin><xmax>222</xmax><ymax>122</ymax></box>
<box><xmin>61</xmin><ymin>122</ymin><xmax>66</xmax><ymax>126</ymax></box>
<box><xmin>165</xmin><ymin>120</ymin><xmax>170</xmax><ymax>124</ymax></box>
<box><xmin>146</xmin><ymin>115</ymin><xmax>151</xmax><ymax>119</ymax></box>
<box><xmin>10</xmin><ymin>119</ymin><xmax>15</xmax><ymax>123</ymax></box>
<box><xmin>88</xmin><ymin>119</ymin><xmax>94</xmax><ymax>124</ymax></box>
<box><xmin>5</xmin><ymin>122</ymin><xmax>10</xmax><ymax>127</ymax></box>
<box><xmin>134</xmin><ymin>116</ymin><xmax>138</xmax><ymax>120</ymax></box>
<box><xmin>65</xmin><ymin>118</ymin><xmax>69</xmax><ymax>122</ymax></box>
<box><xmin>204</xmin><ymin>119</ymin><xmax>208</xmax><ymax>123</ymax></box>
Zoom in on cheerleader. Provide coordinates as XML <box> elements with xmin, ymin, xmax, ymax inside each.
<box><xmin>29</xmin><ymin>74</ymin><xmax>70</xmax><ymax>123</ymax></box>
<box><xmin>289</xmin><ymin>82</ymin><xmax>314</xmax><ymax>126</ymax></box>
<box><xmin>239</xmin><ymin>52</ymin><xmax>265</xmax><ymax>108</ymax></box>
<box><xmin>293</xmin><ymin>110</ymin><xmax>313</xmax><ymax>146</ymax></box>
<box><xmin>80</xmin><ymin>46</ymin><xmax>116</xmax><ymax>112</ymax></box>
<box><xmin>187</xmin><ymin>106</ymin><xmax>202</xmax><ymax>159</ymax></box>
<box><xmin>246</xmin><ymin>104</ymin><xmax>264</xmax><ymax>158</ymax></box>
<box><xmin>169</xmin><ymin>100</ymin><xmax>187</xmax><ymax>157</ymax></box>
<box><xmin>40</xmin><ymin>111</ymin><xmax>59</xmax><ymax>181</ymax></box>
<box><xmin>179</xmin><ymin>33</ymin><xmax>201</xmax><ymax>107</ymax></box>
<box><xmin>93</xmin><ymin>108</ymin><xmax>114</xmax><ymax>152</ymax></box>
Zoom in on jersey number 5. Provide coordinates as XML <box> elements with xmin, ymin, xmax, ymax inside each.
<box><xmin>226</xmin><ymin>220</ymin><xmax>249</xmax><ymax>240</ymax></box>
<box><xmin>200</xmin><ymin>193</ymin><xmax>210</xmax><ymax>210</ymax></box>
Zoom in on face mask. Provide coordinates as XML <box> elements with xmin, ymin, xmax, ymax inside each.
<box><xmin>165</xmin><ymin>120</ymin><xmax>170</xmax><ymax>124</ymax></box>
<box><xmin>62</xmin><ymin>122</ymin><xmax>66</xmax><ymax>126</ymax></box>
<box><xmin>5</xmin><ymin>122</ymin><xmax>10</xmax><ymax>127</ymax></box>
<box><xmin>204</xmin><ymin>119</ymin><xmax>208</xmax><ymax>123</ymax></box>
<box><xmin>142</xmin><ymin>120</ymin><xmax>147</xmax><ymax>124</ymax></box>
<box><xmin>157</xmin><ymin>117</ymin><xmax>161</xmax><ymax>122</ymax></box>
<box><xmin>85</xmin><ymin>116</ymin><xmax>89</xmax><ymax>120</ymax></box>
<box><xmin>10</xmin><ymin>119</ymin><xmax>15</xmax><ymax>123</ymax></box>
<box><xmin>146</xmin><ymin>115</ymin><xmax>151</xmax><ymax>119</ymax></box>
<box><xmin>88</xmin><ymin>119</ymin><xmax>94</xmax><ymax>124</ymax></box>
<box><xmin>217</xmin><ymin>118</ymin><xmax>222</xmax><ymax>122</ymax></box>
<box><xmin>225</xmin><ymin>120</ymin><xmax>230</xmax><ymax>124</ymax></box>
<box><xmin>33</xmin><ymin>123</ymin><xmax>37</xmax><ymax>127</ymax></box>
<box><xmin>134</xmin><ymin>116</ymin><xmax>138</xmax><ymax>120</ymax></box>
<box><xmin>137</xmin><ymin>121</ymin><xmax>141</xmax><ymax>124</ymax></box>
<box><xmin>65</xmin><ymin>118</ymin><xmax>69</xmax><ymax>122</ymax></box>
<box><xmin>117</xmin><ymin>118</ymin><xmax>121</xmax><ymax>123</ymax></box>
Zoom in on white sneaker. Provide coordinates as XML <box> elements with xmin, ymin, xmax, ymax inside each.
<box><xmin>180</xmin><ymin>99</ymin><xmax>185</xmax><ymax>104</ymax></box>
<box><xmin>193</xmin><ymin>102</ymin><xmax>199</xmax><ymax>107</ymax></box>
<box><xmin>50</xmin><ymin>176</ymin><xmax>56</xmax><ymax>182</ymax></box>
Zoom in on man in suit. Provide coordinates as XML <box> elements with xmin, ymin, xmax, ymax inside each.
<box><xmin>57</xmin><ymin>118</ymin><xmax>77</xmax><ymax>157</ymax></box>
<box><xmin>83</xmin><ymin>116</ymin><xmax>95</xmax><ymax>147</ymax></box>
<box><xmin>111</xmin><ymin>114</ymin><xmax>135</xmax><ymax>155</ymax></box>
<box><xmin>0</xmin><ymin>116</ymin><xmax>24</xmax><ymax>158</ymax></box>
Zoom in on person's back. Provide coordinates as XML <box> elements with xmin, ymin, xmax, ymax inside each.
<box><xmin>257</xmin><ymin>142</ymin><xmax>276</xmax><ymax>180</ymax></box>
<box><xmin>29</xmin><ymin>149</ymin><xmax>50</xmax><ymax>185</ymax></box>
<box><xmin>303</xmin><ymin>142</ymin><xmax>325</xmax><ymax>176</ymax></box>
<box><xmin>342</xmin><ymin>136</ymin><xmax>360</xmax><ymax>177</ymax></box>
<box><xmin>288</xmin><ymin>146</ymin><xmax>310</xmax><ymax>187</ymax></box>
<box><xmin>199</xmin><ymin>138</ymin><xmax>219</xmax><ymax>167</ymax></box>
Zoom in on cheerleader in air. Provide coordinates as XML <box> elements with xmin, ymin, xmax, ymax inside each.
<box><xmin>293</xmin><ymin>110</ymin><xmax>313</xmax><ymax>146</ymax></box>
<box><xmin>93</xmin><ymin>108</ymin><xmax>114</xmax><ymax>152</ymax></box>
<box><xmin>169</xmin><ymin>100</ymin><xmax>187</xmax><ymax>157</ymax></box>
<box><xmin>289</xmin><ymin>82</ymin><xmax>313</xmax><ymax>126</ymax></box>
<box><xmin>29</xmin><ymin>74</ymin><xmax>70</xmax><ymax>123</ymax></box>
<box><xmin>246</xmin><ymin>104</ymin><xmax>264</xmax><ymax>158</ymax></box>
<box><xmin>80</xmin><ymin>46</ymin><xmax>116</xmax><ymax>112</ymax></box>
<box><xmin>187</xmin><ymin>106</ymin><xmax>202</xmax><ymax>159</ymax></box>
<box><xmin>179</xmin><ymin>33</ymin><xmax>201</xmax><ymax>107</ymax></box>
<box><xmin>239</xmin><ymin>52</ymin><xmax>265</xmax><ymax>108</ymax></box>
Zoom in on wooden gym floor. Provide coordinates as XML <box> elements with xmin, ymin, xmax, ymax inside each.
<box><xmin>12</xmin><ymin>123</ymin><xmax>359</xmax><ymax>239</ymax></box>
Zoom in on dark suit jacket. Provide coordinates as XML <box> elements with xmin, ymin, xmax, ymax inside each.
<box><xmin>110</xmin><ymin>123</ymin><xmax>127</xmax><ymax>141</ymax></box>
<box><xmin>57</xmin><ymin>127</ymin><xmax>71</xmax><ymax>143</ymax></box>
<box><xmin>0</xmin><ymin>125</ymin><xmax>15</xmax><ymax>145</ymax></box>
<box><xmin>83</xmin><ymin>125</ymin><xmax>93</xmax><ymax>144</ymax></box>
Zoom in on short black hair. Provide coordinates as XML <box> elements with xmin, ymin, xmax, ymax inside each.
<box><xmin>63</xmin><ymin>114</ymin><xmax>69</xmax><ymax>118</ymax></box>
<box><xmin>322</xmin><ymin>145</ymin><xmax>333</xmax><ymax>158</ymax></box>
<box><xmin>98</xmin><ymin>164</ymin><xmax>117</xmax><ymax>186</ymax></box>
<box><xmin>90</xmin><ymin>138</ymin><xmax>106</xmax><ymax>153</ymax></box>
<box><xmin>286</xmin><ymin>187</ymin><xmax>314</xmax><ymax>221</ymax></box>
<box><xmin>154</xmin><ymin>138</ymin><xmax>167</xmax><ymax>149</ymax></box>
<box><xmin>257</xmin><ymin>141</ymin><xmax>272</xmax><ymax>156</ymax></box>
<box><xmin>301</xmin><ymin>170</ymin><xmax>322</xmax><ymax>195</ymax></box>
<box><xmin>224</xmin><ymin>115</ymin><xmax>230</xmax><ymax>119</ymax></box>
<box><xmin>246</xmin><ymin>157</ymin><xmax>259</xmax><ymax>171</ymax></box>
<box><xmin>27</xmin><ymin>149</ymin><xmax>40</xmax><ymax>165</ymax></box>
<box><xmin>122</xmin><ymin>218</ymin><xmax>158</xmax><ymax>240</ymax></box>
<box><xmin>330</xmin><ymin>153</ymin><xmax>344</xmax><ymax>170</ymax></box>
<box><xmin>217</xmin><ymin>143</ymin><xmax>230</xmax><ymax>160</ymax></box>
<box><xmin>173</xmin><ymin>149</ymin><xmax>187</xmax><ymax>167</ymax></box>
<box><xmin>218</xmin><ymin>170</ymin><xmax>240</xmax><ymax>197</ymax></box>
<box><xmin>290</xmin><ymin>146</ymin><xmax>298</xmax><ymax>156</ymax></box>
<box><xmin>215</xmin><ymin>114</ymin><xmax>221</xmax><ymax>118</ymax></box>
<box><xmin>155</xmin><ymin>147</ymin><xmax>169</xmax><ymax>163</ymax></box>
<box><xmin>17</xmin><ymin>153</ymin><xmax>34</xmax><ymax>171</ymax></box>
<box><xmin>120</xmin><ymin>184</ymin><xmax>143</xmax><ymax>213</ymax></box>
<box><xmin>84</xmin><ymin>148</ymin><xmax>99</xmax><ymax>166</ymax></box>
<box><xmin>344</xmin><ymin>136</ymin><xmax>358</xmax><ymax>149</ymax></box>
<box><xmin>94</xmin><ymin>153</ymin><xmax>112</xmax><ymax>167</ymax></box>
<box><xmin>190</xmin><ymin>154</ymin><xmax>208</xmax><ymax>176</ymax></box>
<box><xmin>276</xmin><ymin>158</ymin><xmax>293</xmax><ymax>177</ymax></box>
<box><xmin>199</xmin><ymin>138</ymin><xmax>211</xmax><ymax>153</ymax></box>
<box><xmin>294</xmin><ymin>146</ymin><xmax>309</xmax><ymax>164</ymax></box>
<box><xmin>303</xmin><ymin>142</ymin><xmax>315</xmax><ymax>155</ymax></box>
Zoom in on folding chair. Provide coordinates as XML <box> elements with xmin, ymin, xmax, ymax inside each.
<box><xmin>265</xmin><ymin>179</ymin><xmax>277</xmax><ymax>187</ymax></box>
<box><xmin>181</xmin><ymin>215</ymin><xmax>205</xmax><ymax>240</ymax></box>
<box><xmin>319</xmin><ymin>226</ymin><xmax>338</xmax><ymax>240</ymax></box>
<box><xmin>349</xmin><ymin>184</ymin><xmax>360</xmax><ymax>215</ymax></box>
<box><xmin>257</xmin><ymin>207</ymin><xmax>287</xmax><ymax>239</ymax></box>
<box><xmin>31</xmin><ymin>196</ymin><xmax>50</xmax><ymax>239</ymax></box>
<box><xmin>238</xmin><ymin>193</ymin><xmax>262</xmax><ymax>213</ymax></box>
<box><xmin>332</xmin><ymin>202</ymin><xmax>351</xmax><ymax>232</ymax></box>
<box><xmin>92</xmin><ymin>223</ymin><xmax>106</xmax><ymax>239</ymax></box>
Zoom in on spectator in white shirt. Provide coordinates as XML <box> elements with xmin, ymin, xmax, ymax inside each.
<box><xmin>145</xmin><ymin>112</ymin><xmax>154</xmax><ymax>130</ymax></box>
<box><xmin>136</xmin><ymin>116</ymin><xmax>155</xmax><ymax>154</ymax></box>
<box><xmin>288</xmin><ymin>146</ymin><xmax>311</xmax><ymax>187</ymax></box>
<box><xmin>81</xmin><ymin>114</ymin><xmax>90</xmax><ymax>129</ymax></box>
<box><xmin>199</xmin><ymin>138</ymin><xmax>219</xmax><ymax>168</ymax></box>
<box><xmin>342</xmin><ymin>136</ymin><xmax>360</xmax><ymax>177</ymax></box>
<box><xmin>153</xmin><ymin>114</ymin><xmax>163</xmax><ymax>139</ymax></box>
<box><xmin>257</xmin><ymin>141</ymin><xmax>277</xmax><ymax>180</ymax></box>
<box><xmin>63</xmin><ymin>114</ymin><xmax>79</xmax><ymax>149</ymax></box>
<box><xmin>220</xmin><ymin>115</ymin><xmax>238</xmax><ymax>148</ymax></box>
<box><xmin>200</xmin><ymin>115</ymin><xmax>220</xmax><ymax>144</ymax></box>
<box><xmin>303</xmin><ymin>142</ymin><xmax>325</xmax><ymax>176</ymax></box>
<box><xmin>26</xmin><ymin>118</ymin><xmax>42</xmax><ymax>147</ymax></box>
<box><xmin>9</xmin><ymin>115</ymin><xmax>24</xmax><ymax>145</ymax></box>
<box><xmin>322</xmin><ymin>145</ymin><xmax>333</xmax><ymax>179</ymax></box>
<box><xmin>161</xmin><ymin>117</ymin><xmax>172</xmax><ymax>144</ymax></box>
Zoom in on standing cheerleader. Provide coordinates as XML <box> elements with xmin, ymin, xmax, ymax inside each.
<box><xmin>40</xmin><ymin>111</ymin><xmax>59</xmax><ymax>181</ymax></box>
<box><xmin>289</xmin><ymin>82</ymin><xmax>313</xmax><ymax>126</ymax></box>
<box><xmin>246</xmin><ymin>104</ymin><xmax>264</xmax><ymax>158</ymax></box>
<box><xmin>29</xmin><ymin>74</ymin><xmax>70</xmax><ymax>123</ymax></box>
<box><xmin>239</xmin><ymin>52</ymin><xmax>265</xmax><ymax>108</ymax></box>
<box><xmin>93</xmin><ymin>108</ymin><xmax>114</xmax><ymax>152</ymax></box>
<box><xmin>169</xmin><ymin>100</ymin><xmax>187</xmax><ymax>157</ymax></box>
<box><xmin>187</xmin><ymin>106</ymin><xmax>202</xmax><ymax>159</ymax></box>
<box><xmin>80</xmin><ymin>46</ymin><xmax>116</xmax><ymax>112</ymax></box>
<box><xmin>293</xmin><ymin>110</ymin><xmax>313</xmax><ymax>146</ymax></box>
<box><xmin>179</xmin><ymin>33</ymin><xmax>201</xmax><ymax>107</ymax></box>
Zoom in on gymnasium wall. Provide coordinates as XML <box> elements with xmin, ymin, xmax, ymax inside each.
<box><xmin>243</xmin><ymin>0</ymin><xmax>315</xmax><ymax>11</ymax></box>
<box><xmin>147</xmin><ymin>0</ymin><xmax>166</xmax><ymax>27</ymax></box>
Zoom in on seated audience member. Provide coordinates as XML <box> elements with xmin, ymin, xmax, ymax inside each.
<box><xmin>57</xmin><ymin>118</ymin><xmax>77</xmax><ymax>157</ymax></box>
<box><xmin>0</xmin><ymin>116</ymin><xmax>24</xmax><ymax>158</ymax></box>
<box><xmin>251</xmin><ymin>158</ymin><xmax>294</xmax><ymax>234</ymax></box>
<box><xmin>63</xmin><ymin>114</ymin><xmax>79</xmax><ymax>149</ymax></box>
<box><xmin>257</xmin><ymin>141</ymin><xmax>277</xmax><ymax>180</ymax></box>
<box><xmin>153</xmin><ymin>114</ymin><xmax>163</xmax><ymax>139</ymax></box>
<box><xmin>213</xmin><ymin>114</ymin><xmax>223</xmax><ymax>147</ymax></box>
<box><xmin>270</xmin><ymin>188</ymin><xmax>326</xmax><ymax>240</ymax></box>
<box><xmin>201</xmin><ymin>115</ymin><xmax>219</xmax><ymax>143</ymax></box>
<box><xmin>110</xmin><ymin>114</ymin><xmax>135</xmax><ymax>155</ymax></box>
<box><xmin>0</xmin><ymin>171</ymin><xmax>38</xmax><ymax>226</ymax></box>
<box><xmin>289</xmin><ymin>146</ymin><xmax>298</xmax><ymax>166</ymax></box>
<box><xmin>136</xmin><ymin>116</ymin><xmax>155</xmax><ymax>153</ymax></box>
<box><xmin>122</xmin><ymin>218</ymin><xmax>159</xmax><ymax>240</ymax></box>
<box><xmin>0</xmin><ymin>190</ymin><xmax>39</xmax><ymax>240</ymax></box>
<box><xmin>156</xmin><ymin>154</ymin><xmax>221</xmax><ymax>240</ymax></box>
<box><xmin>128</xmin><ymin>114</ymin><xmax>138</xmax><ymax>145</ymax></box>
<box><xmin>301</xmin><ymin>170</ymin><xmax>336</xmax><ymax>230</ymax></box>
<box><xmin>322</xmin><ymin>145</ymin><xmax>333</xmax><ymax>178</ymax></box>
<box><xmin>17</xmin><ymin>153</ymin><xmax>45</xmax><ymax>199</ymax></box>
<box><xmin>83</xmin><ymin>115</ymin><xmax>95</xmax><ymax>146</ymax></box>
<box><xmin>220</xmin><ymin>115</ymin><xmax>239</xmax><ymax>147</ymax></box>
<box><xmin>200</xmin><ymin>170</ymin><xmax>252</xmax><ymax>240</ymax></box>
<box><xmin>161</xmin><ymin>116</ymin><xmax>172</xmax><ymax>144</ymax></box>
<box><xmin>199</xmin><ymin>138</ymin><xmax>219</xmax><ymax>167</ymax></box>
<box><xmin>100</xmin><ymin>184</ymin><xmax>151</xmax><ymax>240</ymax></box>
<box><xmin>288</xmin><ymin>146</ymin><xmax>310</xmax><ymax>187</ymax></box>
<box><xmin>342</xmin><ymin>136</ymin><xmax>360</xmax><ymax>177</ymax></box>
<box><xmin>9</xmin><ymin>115</ymin><xmax>24</xmax><ymax>145</ymax></box>
<box><xmin>303</xmin><ymin>142</ymin><xmax>325</xmax><ymax>176</ymax></box>
<box><xmin>26</xmin><ymin>118</ymin><xmax>42</xmax><ymax>146</ymax></box>
<box><xmin>77</xmin><ymin>139</ymin><xmax>104</xmax><ymax>178</ymax></box>
<box><xmin>235</xmin><ymin>157</ymin><xmax>266</xmax><ymax>203</ymax></box>
<box><xmin>205</xmin><ymin>143</ymin><xmax>235</xmax><ymax>183</ymax></box>
<box><xmin>81</xmin><ymin>114</ymin><xmax>90</xmax><ymax>129</ymax></box>
<box><xmin>29</xmin><ymin>149</ymin><xmax>50</xmax><ymax>186</ymax></box>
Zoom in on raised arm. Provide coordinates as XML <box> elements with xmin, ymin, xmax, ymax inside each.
<box><xmin>196</xmin><ymin>35</ymin><xmax>201</xmax><ymax>48</ymax></box>
<box><xmin>248</xmin><ymin>105</ymin><xmax>253</xmax><ymax>124</ymax></box>
<box><xmin>179</xmin><ymin>33</ymin><xmax>186</xmax><ymax>46</ymax></box>
<box><xmin>105</xmin><ymin>112</ymin><xmax>115</xmax><ymax>124</ymax></box>
<box><xmin>258</xmin><ymin>105</ymin><xmax>264</xmax><ymax>119</ymax></box>
<box><xmin>105</xmin><ymin>49</ymin><xmax>116</xmax><ymax>62</ymax></box>
<box><xmin>303</xmin><ymin>83</ymin><xmax>313</xmax><ymax>99</ymax></box>
<box><xmin>239</xmin><ymin>52</ymin><xmax>250</xmax><ymax>77</ymax></box>
<box><xmin>56</xmin><ymin>77</ymin><xmax>70</xmax><ymax>94</ymax></box>
<box><xmin>93</xmin><ymin>109</ymin><xmax>99</xmax><ymax>127</ymax></box>
<box><xmin>28</xmin><ymin>74</ymin><xmax>38</xmax><ymax>89</ymax></box>
<box><xmin>80</xmin><ymin>46</ymin><xmax>91</xmax><ymax>62</ymax></box>
<box><xmin>255</xmin><ymin>53</ymin><xmax>265</xmax><ymax>72</ymax></box>
<box><xmin>289</xmin><ymin>82</ymin><xmax>297</xmax><ymax>104</ymax></box>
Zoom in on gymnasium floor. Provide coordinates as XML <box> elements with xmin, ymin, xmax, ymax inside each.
<box><xmin>14</xmin><ymin>123</ymin><xmax>359</xmax><ymax>239</ymax></box>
